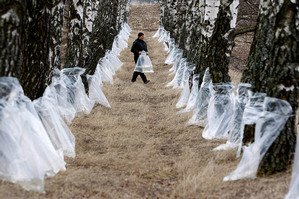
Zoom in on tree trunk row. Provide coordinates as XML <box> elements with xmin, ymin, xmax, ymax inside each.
<box><xmin>160</xmin><ymin>0</ymin><xmax>237</xmax><ymax>83</ymax></box>
<box><xmin>160</xmin><ymin>0</ymin><xmax>299</xmax><ymax>174</ymax></box>
<box><xmin>0</xmin><ymin>0</ymin><xmax>129</xmax><ymax>100</ymax></box>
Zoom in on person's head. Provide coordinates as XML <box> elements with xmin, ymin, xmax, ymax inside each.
<box><xmin>138</xmin><ymin>32</ymin><xmax>144</xmax><ymax>40</ymax></box>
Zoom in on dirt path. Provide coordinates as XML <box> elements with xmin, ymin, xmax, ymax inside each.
<box><xmin>0</xmin><ymin>4</ymin><xmax>291</xmax><ymax>199</ymax></box>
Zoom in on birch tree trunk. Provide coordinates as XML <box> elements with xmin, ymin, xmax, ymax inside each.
<box><xmin>160</xmin><ymin>0</ymin><xmax>238</xmax><ymax>83</ymax></box>
<box><xmin>0</xmin><ymin>0</ymin><xmax>129</xmax><ymax>99</ymax></box>
<box><xmin>241</xmin><ymin>0</ymin><xmax>299</xmax><ymax>174</ymax></box>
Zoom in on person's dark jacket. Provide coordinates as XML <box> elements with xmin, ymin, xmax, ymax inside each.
<box><xmin>131</xmin><ymin>39</ymin><xmax>148</xmax><ymax>63</ymax></box>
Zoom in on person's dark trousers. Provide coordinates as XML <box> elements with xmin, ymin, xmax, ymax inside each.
<box><xmin>131</xmin><ymin>71</ymin><xmax>148</xmax><ymax>83</ymax></box>
<box><xmin>132</xmin><ymin>54</ymin><xmax>148</xmax><ymax>83</ymax></box>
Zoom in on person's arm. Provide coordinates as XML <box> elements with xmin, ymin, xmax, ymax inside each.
<box><xmin>131</xmin><ymin>42</ymin><xmax>139</xmax><ymax>54</ymax></box>
<box><xmin>144</xmin><ymin>42</ymin><xmax>148</xmax><ymax>52</ymax></box>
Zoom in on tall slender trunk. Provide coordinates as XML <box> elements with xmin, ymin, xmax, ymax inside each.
<box><xmin>241</xmin><ymin>0</ymin><xmax>299</xmax><ymax>174</ymax></box>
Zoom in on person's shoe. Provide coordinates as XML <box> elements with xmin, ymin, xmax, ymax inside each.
<box><xmin>144</xmin><ymin>80</ymin><xmax>150</xmax><ymax>84</ymax></box>
<box><xmin>131</xmin><ymin>79</ymin><xmax>136</xmax><ymax>82</ymax></box>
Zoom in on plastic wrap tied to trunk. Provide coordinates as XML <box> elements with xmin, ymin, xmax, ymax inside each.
<box><xmin>176</xmin><ymin>64</ymin><xmax>195</xmax><ymax>108</ymax></box>
<box><xmin>158</xmin><ymin>29</ymin><xmax>170</xmax><ymax>43</ymax></box>
<box><xmin>187</xmin><ymin>68</ymin><xmax>212</xmax><ymax>126</ymax></box>
<box><xmin>134</xmin><ymin>51</ymin><xmax>154</xmax><ymax>73</ymax></box>
<box><xmin>165</xmin><ymin>47</ymin><xmax>180</xmax><ymax>65</ymax></box>
<box><xmin>202</xmin><ymin>83</ymin><xmax>235</xmax><ymax>140</ymax></box>
<box><xmin>168</xmin><ymin>50</ymin><xmax>184</xmax><ymax>74</ymax></box>
<box><xmin>224</xmin><ymin>97</ymin><xmax>293</xmax><ymax>181</ymax></box>
<box><xmin>50</xmin><ymin>69</ymin><xmax>76</xmax><ymax>124</ymax></box>
<box><xmin>112</xmin><ymin>35</ymin><xmax>128</xmax><ymax>56</ymax></box>
<box><xmin>178</xmin><ymin>74</ymin><xmax>200</xmax><ymax>114</ymax></box>
<box><xmin>166</xmin><ymin>38</ymin><xmax>176</xmax><ymax>54</ymax></box>
<box><xmin>214</xmin><ymin>83</ymin><xmax>251</xmax><ymax>151</ymax></box>
<box><xmin>167</xmin><ymin>58</ymin><xmax>188</xmax><ymax>88</ymax></box>
<box><xmin>33</xmin><ymin>87</ymin><xmax>76</xmax><ymax>158</ymax></box>
<box><xmin>112</xmin><ymin>22</ymin><xmax>131</xmax><ymax>56</ymax></box>
<box><xmin>237</xmin><ymin>91</ymin><xmax>267</xmax><ymax>156</ymax></box>
<box><xmin>61</xmin><ymin>67</ymin><xmax>95</xmax><ymax>115</ymax></box>
<box><xmin>87</xmin><ymin>70</ymin><xmax>111</xmax><ymax>108</ymax></box>
<box><xmin>97</xmin><ymin>59</ymin><xmax>114</xmax><ymax>84</ymax></box>
<box><xmin>285</xmin><ymin>133</ymin><xmax>299</xmax><ymax>199</ymax></box>
<box><xmin>0</xmin><ymin>77</ymin><xmax>65</xmax><ymax>192</ymax></box>
<box><xmin>107</xmin><ymin>50</ymin><xmax>123</xmax><ymax>70</ymax></box>
<box><xmin>153</xmin><ymin>26</ymin><xmax>164</xmax><ymax>38</ymax></box>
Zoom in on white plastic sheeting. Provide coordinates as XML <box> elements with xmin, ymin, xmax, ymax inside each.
<box><xmin>224</xmin><ymin>97</ymin><xmax>293</xmax><ymax>181</ymax></box>
<box><xmin>34</xmin><ymin>87</ymin><xmax>76</xmax><ymax>158</ymax></box>
<box><xmin>153</xmin><ymin>26</ymin><xmax>165</xmax><ymax>38</ymax></box>
<box><xmin>155</xmin><ymin>24</ymin><xmax>295</xmax><ymax>193</ymax></box>
<box><xmin>187</xmin><ymin>68</ymin><xmax>212</xmax><ymax>126</ymax></box>
<box><xmin>0</xmin><ymin>77</ymin><xmax>66</xmax><ymax>192</ymax></box>
<box><xmin>176</xmin><ymin>64</ymin><xmax>196</xmax><ymax>108</ymax></box>
<box><xmin>87</xmin><ymin>73</ymin><xmax>111</xmax><ymax>108</ymax></box>
<box><xmin>167</xmin><ymin>58</ymin><xmax>187</xmax><ymax>88</ymax></box>
<box><xmin>237</xmin><ymin>91</ymin><xmax>267</xmax><ymax>157</ymax></box>
<box><xmin>62</xmin><ymin>67</ymin><xmax>95</xmax><ymax>115</ymax></box>
<box><xmin>134</xmin><ymin>51</ymin><xmax>154</xmax><ymax>73</ymax></box>
<box><xmin>214</xmin><ymin>83</ymin><xmax>251</xmax><ymax>150</ymax></box>
<box><xmin>168</xmin><ymin>50</ymin><xmax>184</xmax><ymax>74</ymax></box>
<box><xmin>202</xmin><ymin>83</ymin><xmax>235</xmax><ymax>140</ymax></box>
<box><xmin>0</xmin><ymin>22</ymin><xmax>132</xmax><ymax>192</ymax></box>
<box><xmin>285</xmin><ymin>132</ymin><xmax>299</xmax><ymax>199</ymax></box>
<box><xmin>178</xmin><ymin>74</ymin><xmax>200</xmax><ymax>114</ymax></box>
<box><xmin>112</xmin><ymin>22</ymin><xmax>131</xmax><ymax>55</ymax></box>
<box><xmin>176</xmin><ymin>79</ymin><xmax>191</xmax><ymax>109</ymax></box>
<box><xmin>50</xmin><ymin>69</ymin><xmax>77</xmax><ymax>124</ymax></box>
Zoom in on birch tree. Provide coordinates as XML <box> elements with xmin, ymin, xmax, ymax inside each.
<box><xmin>241</xmin><ymin>0</ymin><xmax>299</xmax><ymax>174</ymax></box>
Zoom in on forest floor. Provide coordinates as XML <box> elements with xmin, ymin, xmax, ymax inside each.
<box><xmin>0</xmin><ymin>3</ymin><xmax>292</xmax><ymax>199</ymax></box>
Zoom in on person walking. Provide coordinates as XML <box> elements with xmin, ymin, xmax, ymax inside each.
<box><xmin>130</xmin><ymin>32</ymin><xmax>150</xmax><ymax>84</ymax></box>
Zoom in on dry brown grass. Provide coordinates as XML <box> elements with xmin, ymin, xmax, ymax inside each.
<box><xmin>0</xmin><ymin>4</ymin><xmax>292</xmax><ymax>199</ymax></box>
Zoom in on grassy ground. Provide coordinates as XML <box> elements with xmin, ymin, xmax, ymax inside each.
<box><xmin>0</xmin><ymin>4</ymin><xmax>292</xmax><ymax>199</ymax></box>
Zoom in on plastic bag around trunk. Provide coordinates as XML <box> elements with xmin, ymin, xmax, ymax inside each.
<box><xmin>62</xmin><ymin>67</ymin><xmax>95</xmax><ymax>115</ymax></box>
<box><xmin>163</xmin><ymin>42</ymin><xmax>169</xmax><ymax>52</ymax></box>
<box><xmin>51</xmin><ymin>69</ymin><xmax>76</xmax><ymax>124</ymax></box>
<box><xmin>87</xmin><ymin>74</ymin><xmax>111</xmax><ymax>108</ymax></box>
<box><xmin>165</xmin><ymin>47</ymin><xmax>180</xmax><ymax>65</ymax></box>
<box><xmin>176</xmin><ymin>75</ymin><xmax>191</xmax><ymax>109</ymax></box>
<box><xmin>285</xmin><ymin>132</ymin><xmax>299</xmax><ymax>199</ymax></box>
<box><xmin>236</xmin><ymin>91</ymin><xmax>267</xmax><ymax>157</ymax></box>
<box><xmin>224</xmin><ymin>97</ymin><xmax>293</xmax><ymax>181</ymax></box>
<box><xmin>153</xmin><ymin>26</ymin><xmax>164</xmax><ymax>38</ymax></box>
<box><xmin>165</xmin><ymin>38</ymin><xmax>176</xmax><ymax>54</ymax></box>
<box><xmin>187</xmin><ymin>68</ymin><xmax>212</xmax><ymax>126</ymax></box>
<box><xmin>106</xmin><ymin>50</ymin><xmax>123</xmax><ymax>71</ymax></box>
<box><xmin>34</xmin><ymin>87</ymin><xmax>76</xmax><ymax>158</ymax></box>
<box><xmin>97</xmin><ymin>60</ymin><xmax>114</xmax><ymax>84</ymax></box>
<box><xmin>123</xmin><ymin>22</ymin><xmax>132</xmax><ymax>33</ymax></box>
<box><xmin>102</xmin><ymin>56</ymin><xmax>116</xmax><ymax>76</ymax></box>
<box><xmin>178</xmin><ymin>74</ymin><xmax>200</xmax><ymax>114</ymax></box>
<box><xmin>134</xmin><ymin>51</ymin><xmax>154</xmax><ymax>73</ymax></box>
<box><xmin>168</xmin><ymin>50</ymin><xmax>183</xmax><ymax>74</ymax></box>
<box><xmin>202</xmin><ymin>83</ymin><xmax>235</xmax><ymax>140</ymax></box>
<box><xmin>167</xmin><ymin>58</ymin><xmax>187</xmax><ymax>88</ymax></box>
<box><xmin>213</xmin><ymin>83</ymin><xmax>251</xmax><ymax>151</ymax></box>
<box><xmin>0</xmin><ymin>77</ymin><xmax>65</xmax><ymax>192</ymax></box>
<box><xmin>175</xmin><ymin>64</ymin><xmax>195</xmax><ymax>108</ymax></box>
<box><xmin>158</xmin><ymin>30</ymin><xmax>169</xmax><ymax>43</ymax></box>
